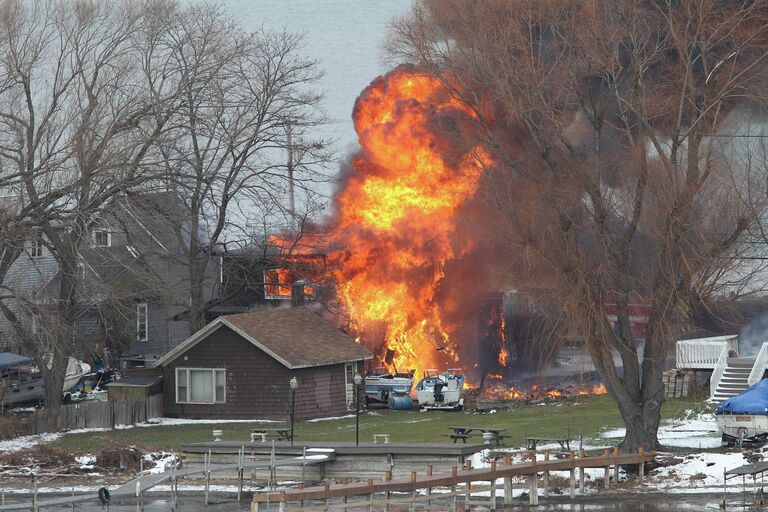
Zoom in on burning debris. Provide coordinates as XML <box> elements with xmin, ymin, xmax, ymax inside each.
<box><xmin>468</xmin><ymin>377</ymin><xmax>608</xmax><ymax>403</ymax></box>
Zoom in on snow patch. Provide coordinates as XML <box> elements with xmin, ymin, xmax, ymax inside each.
<box><xmin>307</xmin><ymin>414</ymin><xmax>355</xmax><ymax>423</ymax></box>
<box><xmin>0</xmin><ymin>432</ymin><xmax>62</xmax><ymax>453</ymax></box>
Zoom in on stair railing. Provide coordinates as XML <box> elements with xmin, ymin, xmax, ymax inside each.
<box><xmin>710</xmin><ymin>344</ymin><xmax>731</xmax><ymax>398</ymax></box>
<box><xmin>748</xmin><ymin>342</ymin><xmax>768</xmax><ymax>387</ymax></box>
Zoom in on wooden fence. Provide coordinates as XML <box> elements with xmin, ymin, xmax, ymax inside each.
<box><xmin>5</xmin><ymin>394</ymin><xmax>163</xmax><ymax>436</ymax></box>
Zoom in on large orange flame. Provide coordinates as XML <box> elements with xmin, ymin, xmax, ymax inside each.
<box><xmin>328</xmin><ymin>67</ymin><xmax>487</xmax><ymax>378</ymax></box>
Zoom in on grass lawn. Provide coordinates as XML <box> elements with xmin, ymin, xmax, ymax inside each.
<box><xmin>52</xmin><ymin>396</ymin><xmax>701</xmax><ymax>453</ymax></box>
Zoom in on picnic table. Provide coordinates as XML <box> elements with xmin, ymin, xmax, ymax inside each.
<box><xmin>446</xmin><ymin>426</ymin><xmax>507</xmax><ymax>446</ymax></box>
<box><xmin>250</xmin><ymin>427</ymin><xmax>292</xmax><ymax>442</ymax></box>
<box><xmin>525</xmin><ymin>436</ymin><xmax>571</xmax><ymax>451</ymax></box>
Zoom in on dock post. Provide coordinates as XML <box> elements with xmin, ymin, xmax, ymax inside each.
<box><xmin>578</xmin><ymin>449</ymin><xmax>585</xmax><ymax>494</ymax></box>
<box><xmin>489</xmin><ymin>460</ymin><xmax>497</xmax><ymax>510</ymax></box>
<box><xmin>384</xmin><ymin>491</ymin><xmax>391</xmax><ymax>512</ymax></box>
<box><xmin>410</xmin><ymin>471</ymin><xmax>417</xmax><ymax>512</ymax></box>
<box><xmin>426</xmin><ymin>465</ymin><xmax>433</xmax><ymax>506</ymax></box>
<box><xmin>323</xmin><ymin>482</ymin><xmax>330</xmax><ymax>511</ymax></box>
<box><xmin>613</xmin><ymin>447</ymin><xmax>619</xmax><ymax>482</ymax></box>
<box><xmin>569</xmin><ymin>451</ymin><xmax>576</xmax><ymax>500</ymax></box>
<box><xmin>31</xmin><ymin>473</ymin><xmax>37</xmax><ymax>512</ymax></box>
<box><xmin>543</xmin><ymin>452</ymin><xmax>550</xmax><ymax>497</ymax></box>
<box><xmin>504</xmin><ymin>474</ymin><xmax>512</xmax><ymax>505</ymax></box>
<box><xmin>529</xmin><ymin>472</ymin><xmax>539</xmax><ymax>506</ymax></box>
<box><xmin>204</xmin><ymin>450</ymin><xmax>211</xmax><ymax>506</ymax></box>
<box><xmin>466</xmin><ymin>459</ymin><xmax>473</xmax><ymax>509</ymax></box>
<box><xmin>238</xmin><ymin>446</ymin><xmax>245</xmax><ymax>502</ymax></box>
<box><xmin>368</xmin><ymin>478</ymin><xmax>374</xmax><ymax>512</ymax></box>
<box><xmin>451</xmin><ymin>466</ymin><xmax>458</xmax><ymax>512</ymax></box>
<box><xmin>638</xmin><ymin>447</ymin><xmax>645</xmax><ymax>482</ymax></box>
<box><xmin>135</xmin><ymin>481</ymin><xmax>141</xmax><ymax>512</ymax></box>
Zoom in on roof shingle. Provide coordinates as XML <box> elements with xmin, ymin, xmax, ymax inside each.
<box><xmin>224</xmin><ymin>308</ymin><xmax>372</xmax><ymax>368</ymax></box>
<box><xmin>156</xmin><ymin>307</ymin><xmax>372</xmax><ymax>369</ymax></box>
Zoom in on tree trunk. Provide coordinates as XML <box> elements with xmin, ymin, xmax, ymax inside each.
<box><xmin>616</xmin><ymin>398</ymin><xmax>662</xmax><ymax>453</ymax></box>
<box><xmin>188</xmin><ymin>253</ymin><xmax>208</xmax><ymax>333</ymax></box>
<box><xmin>41</xmin><ymin>355</ymin><xmax>67</xmax><ymax>430</ymax></box>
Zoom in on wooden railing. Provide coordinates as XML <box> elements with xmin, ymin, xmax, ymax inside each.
<box><xmin>251</xmin><ymin>448</ymin><xmax>655</xmax><ymax>511</ymax></box>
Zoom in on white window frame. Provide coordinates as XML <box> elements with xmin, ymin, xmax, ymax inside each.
<box><xmin>93</xmin><ymin>229</ymin><xmax>111</xmax><ymax>247</ymax></box>
<box><xmin>136</xmin><ymin>303</ymin><xmax>148</xmax><ymax>342</ymax></box>
<box><xmin>29</xmin><ymin>237</ymin><xmax>44</xmax><ymax>258</ymax></box>
<box><xmin>175</xmin><ymin>368</ymin><xmax>226</xmax><ymax>404</ymax></box>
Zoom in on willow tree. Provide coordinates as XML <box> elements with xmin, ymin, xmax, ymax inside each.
<box><xmin>389</xmin><ymin>0</ymin><xmax>768</xmax><ymax>451</ymax></box>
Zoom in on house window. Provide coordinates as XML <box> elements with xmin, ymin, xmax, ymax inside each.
<box><xmin>136</xmin><ymin>303</ymin><xmax>148</xmax><ymax>341</ymax></box>
<box><xmin>175</xmin><ymin>368</ymin><xmax>226</xmax><ymax>404</ymax></box>
<box><xmin>29</xmin><ymin>237</ymin><xmax>44</xmax><ymax>258</ymax></box>
<box><xmin>93</xmin><ymin>230</ymin><xmax>111</xmax><ymax>247</ymax></box>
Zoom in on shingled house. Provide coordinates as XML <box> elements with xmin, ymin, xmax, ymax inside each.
<box><xmin>154</xmin><ymin>307</ymin><xmax>372</xmax><ymax>420</ymax></box>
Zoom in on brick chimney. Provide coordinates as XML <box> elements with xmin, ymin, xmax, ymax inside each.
<box><xmin>291</xmin><ymin>280</ymin><xmax>306</xmax><ymax>307</ymax></box>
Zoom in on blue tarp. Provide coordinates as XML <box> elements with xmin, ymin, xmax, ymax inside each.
<box><xmin>0</xmin><ymin>352</ymin><xmax>33</xmax><ymax>371</ymax></box>
<box><xmin>716</xmin><ymin>379</ymin><xmax>768</xmax><ymax>416</ymax></box>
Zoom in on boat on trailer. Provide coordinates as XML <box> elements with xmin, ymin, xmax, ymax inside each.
<box><xmin>0</xmin><ymin>353</ymin><xmax>91</xmax><ymax>407</ymax></box>
<box><xmin>364</xmin><ymin>367</ymin><xmax>414</xmax><ymax>405</ymax></box>
<box><xmin>716</xmin><ymin>379</ymin><xmax>768</xmax><ymax>446</ymax></box>
<box><xmin>415</xmin><ymin>368</ymin><xmax>465</xmax><ymax>411</ymax></box>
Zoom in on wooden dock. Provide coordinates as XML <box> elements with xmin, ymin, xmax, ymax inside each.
<box><xmin>252</xmin><ymin>448</ymin><xmax>655</xmax><ymax>511</ymax></box>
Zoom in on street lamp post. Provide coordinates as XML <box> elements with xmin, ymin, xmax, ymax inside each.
<box><xmin>353</xmin><ymin>373</ymin><xmax>363</xmax><ymax>446</ymax></box>
<box><xmin>289</xmin><ymin>376</ymin><xmax>299</xmax><ymax>446</ymax></box>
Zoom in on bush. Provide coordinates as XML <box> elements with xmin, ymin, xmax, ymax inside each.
<box><xmin>96</xmin><ymin>446</ymin><xmax>143</xmax><ymax>471</ymax></box>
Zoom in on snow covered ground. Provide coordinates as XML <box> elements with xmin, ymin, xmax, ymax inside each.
<box><xmin>473</xmin><ymin>410</ymin><xmax>763</xmax><ymax>494</ymax></box>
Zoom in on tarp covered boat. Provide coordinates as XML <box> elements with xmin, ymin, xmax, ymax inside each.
<box><xmin>716</xmin><ymin>379</ymin><xmax>768</xmax><ymax>446</ymax></box>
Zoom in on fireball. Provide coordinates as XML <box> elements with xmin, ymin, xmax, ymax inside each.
<box><xmin>328</xmin><ymin>67</ymin><xmax>487</xmax><ymax>377</ymax></box>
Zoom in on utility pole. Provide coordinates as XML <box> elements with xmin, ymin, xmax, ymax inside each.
<box><xmin>286</xmin><ymin>121</ymin><xmax>296</xmax><ymax>230</ymax></box>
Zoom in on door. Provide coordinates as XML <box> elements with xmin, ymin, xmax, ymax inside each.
<box><xmin>345</xmin><ymin>362</ymin><xmax>356</xmax><ymax>410</ymax></box>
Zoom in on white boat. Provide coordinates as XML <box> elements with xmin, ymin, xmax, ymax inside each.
<box><xmin>364</xmin><ymin>367</ymin><xmax>413</xmax><ymax>404</ymax></box>
<box><xmin>415</xmin><ymin>368</ymin><xmax>465</xmax><ymax>411</ymax></box>
<box><xmin>715</xmin><ymin>379</ymin><xmax>768</xmax><ymax>446</ymax></box>
<box><xmin>62</xmin><ymin>357</ymin><xmax>91</xmax><ymax>392</ymax></box>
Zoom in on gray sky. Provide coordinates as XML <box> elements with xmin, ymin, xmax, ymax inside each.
<box><xmin>223</xmin><ymin>0</ymin><xmax>413</xmax><ymax>163</ymax></box>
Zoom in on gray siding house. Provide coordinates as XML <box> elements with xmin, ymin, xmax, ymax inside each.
<box><xmin>0</xmin><ymin>192</ymin><xmax>221</xmax><ymax>367</ymax></box>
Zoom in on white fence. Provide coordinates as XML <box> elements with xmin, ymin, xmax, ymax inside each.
<box><xmin>676</xmin><ymin>335</ymin><xmax>738</xmax><ymax>369</ymax></box>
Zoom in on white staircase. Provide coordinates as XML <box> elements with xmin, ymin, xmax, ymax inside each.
<box><xmin>711</xmin><ymin>358</ymin><xmax>755</xmax><ymax>403</ymax></box>
<box><xmin>676</xmin><ymin>336</ymin><xmax>768</xmax><ymax>403</ymax></box>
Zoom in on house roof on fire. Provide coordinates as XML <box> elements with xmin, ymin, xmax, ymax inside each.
<box><xmin>154</xmin><ymin>307</ymin><xmax>373</xmax><ymax>369</ymax></box>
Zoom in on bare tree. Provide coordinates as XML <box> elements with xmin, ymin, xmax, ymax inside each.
<box><xmin>154</xmin><ymin>3</ymin><xmax>328</xmax><ymax>332</ymax></box>
<box><xmin>389</xmin><ymin>0</ymin><xmax>768</xmax><ymax>451</ymax></box>
<box><xmin>0</xmin><ymin>0</ymin><xmax>179</xmax><ymax>421</ymax></box>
